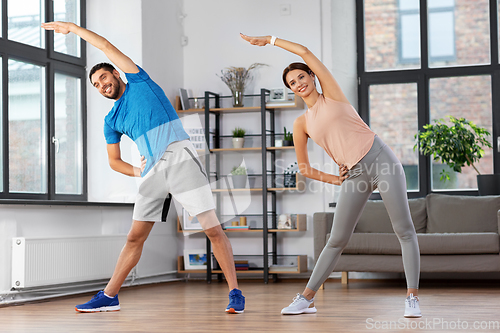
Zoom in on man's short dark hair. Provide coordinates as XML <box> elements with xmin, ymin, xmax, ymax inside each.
<box><xmin>89</xmin><ymin>62</ymin><xmax>116</xmax><ymax>84</ymax></box>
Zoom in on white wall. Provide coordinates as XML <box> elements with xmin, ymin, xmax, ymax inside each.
<box><xmin>86</xmin><ymin>0</ymin><xmax>143</xmax><ymax>203</ymax></box>
<box><xmin>142</xmin><ymin>0</ymin><xmax>185</xmax><ymax>103</ymax></box>
<box><xmin>87</xmin><ymin>0</ymin><xmax>187</xmax><ymax>204</ymax></box>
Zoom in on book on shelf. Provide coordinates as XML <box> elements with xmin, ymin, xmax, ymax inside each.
<box><xmin>234</xmin><ymin>260</ymin><xmax>249</xmax><ymax>264</ymax></box>
<box><xmin>234</xmin><ymin>259</ymin><xmax>250</xmax><ymax>270</ymax></box>
<box><xmin>235</xmin><ymin>266</ymin><xmax>249</xmax><ymax>271</ymax></box>
<box><xmin>224</xmin><ymin>225</ymin><xmax>250</xmax><ymax>230</ymax></box>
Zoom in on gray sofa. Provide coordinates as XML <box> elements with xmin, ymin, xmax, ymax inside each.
<box><xmin>314</xmin><ymin>194</ymin><xmax>500</xmax><ymax>284</ymax></box>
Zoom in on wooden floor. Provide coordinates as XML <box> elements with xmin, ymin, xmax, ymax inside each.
<box><xmin>1</xmin><ymin>279</ymin><xmax>500</xmax><ymax>333</ymax></box>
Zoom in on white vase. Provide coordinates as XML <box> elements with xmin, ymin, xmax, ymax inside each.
<box><xmin>232</xmin><ymin>137</ymin><xmax>245</xmax><ymax>149</ymax></box>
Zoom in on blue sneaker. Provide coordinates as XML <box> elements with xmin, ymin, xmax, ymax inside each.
<box><xmin>75</xmin><ymin>290</ymin><xmax>120</xmax><ymax>312</ymax></box>
<box><xmin>225</xmin><ymin>288</ymin><xmax>245</xmax><ymax>314</ymax></box>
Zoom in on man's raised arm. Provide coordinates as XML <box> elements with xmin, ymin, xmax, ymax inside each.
<box><xmin>42</xmin><ymin>21</ymin><xmax>138</xmax><ymax>74</ymax></box>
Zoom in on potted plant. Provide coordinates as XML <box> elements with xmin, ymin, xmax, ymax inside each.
<box><xmin>414</xmin><ymin>116</ymin><xmax>494</xmax><ymax>194</ymax></box>
<box><xmin>232</xmin><ymin>127</ymin><xmax>246</xmax><ymax>149</ymax></box>
<box><xmin>230</xmin><ymin>166</ymin><xmax>247</xmax><ymax>189</ymax></box>
<box><xmin>218</xmin><ymin>63</ymin><xmax>267</xmax><ymax>107</ymax></box>
<box><xmin>283</xmin><ymin>127</ymin><xmax>294</xmax><ymax>146</ymax></box>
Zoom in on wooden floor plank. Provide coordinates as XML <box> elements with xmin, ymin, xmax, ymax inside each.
<box><xmin>1</xmin><ymin>279</ymin><xmax>499</xmax><ymax>332</ymax></box>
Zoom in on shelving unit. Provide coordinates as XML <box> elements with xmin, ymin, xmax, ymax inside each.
<box><xmin>177</xmin><ymin>89</ymin><xmax>306</xmax><ymax>283</ymax></box>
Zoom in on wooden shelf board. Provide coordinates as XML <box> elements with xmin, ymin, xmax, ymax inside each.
<box><xmin>212</xmin><ymin>106</ymin><xmax>261</xmax><ymax>112</ymax></box>
<box><xmin>211</xmin><ymin>270</ymin><xmax>264</xmax><ymax>274</ymax></box>
<box><xmin>268</xmin><ymin>187</ymin><xmax>301</xmax><ymax>191</ymax></box>
<box><xmin>211</xmin><ymin>269</ymin><xmax>302</xmax><ymax>274</ymax></box>
<box><xmin>212</xmin><ymin>187</ymin><xmax>306</xmax><ymax>192</ymax></box>
<box><xmin>268</xmin><ymin>270</ymin><xmax>301</xmax><ymax>274</ymax></box>
<box><xmin>178</xmin><ymin>269</ymin><xmax>207</xmax><ymax>273</ymax></box>
<box><xmin>268</xmin><ymin>229</ymin><xmax>301</xmax><ymax>232</ymax></box>
<box><xmin>175</xmin><ymin>95</ymin><xmax>304</xmax><ymax>114</ymax></box>
<box><xmin>267</xmin><ymin>146</ymin><xmax>295</xmax><ymax>150</ymax></box>
<box><xmin>177</xmin><ymin>230</ymin><xmax>203</xmax><ymax>234</ymax></box>
<box><xmin>212</xmin><ymin>188</ymin><xmax>262</xmax><ymax>193</ymax></box>
<box><xmin>177</xmin><ymin>108</ymin><xmax>204</xmax><ymax>113</ymax></box>
<box><xmin>210</xmin><ymin>147</ymin><xmax>261</xmax><ymax>152</ymax></box>
<box><xmin>223</xmin><ymin>229</ymin><xmax>262</xmax><ymax>232</ymax></box>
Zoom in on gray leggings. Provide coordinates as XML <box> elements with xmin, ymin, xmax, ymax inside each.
<box><xmin>307</xmin><ymin>136</ymin><xmax>420</xmax><ymax>291</ymax></box>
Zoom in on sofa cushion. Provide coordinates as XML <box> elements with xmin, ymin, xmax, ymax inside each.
<box><xmin>426</xmin><ymin>194</ymin><xmax>500</xmax><ymax>233</ymax></box>
<box><xmin>354</xmin><ymin>198</ymin><xmax>427</xmax><ymax>233</ymax></box>
<box><xmin>338</xmin><ymin>232</ymin><xmax>500</xmax><ymax>255</ymax></box>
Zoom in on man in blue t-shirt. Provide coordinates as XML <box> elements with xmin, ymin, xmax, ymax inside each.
<box><xmin>42</xmin><ymin>21</ymin><xmax>245</xmax><ymax>314</ymax></box>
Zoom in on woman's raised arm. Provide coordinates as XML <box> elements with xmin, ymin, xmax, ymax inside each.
<box><xmin>240</xmin><ymin>34</ymin><xmax>348</xmax><ymax>103</ymax></box>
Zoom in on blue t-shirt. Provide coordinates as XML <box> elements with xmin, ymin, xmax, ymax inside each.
<box><xmin>103</xmin><ymin>66</ymin><xmax>189</xmax><ymax>176</ymax></box>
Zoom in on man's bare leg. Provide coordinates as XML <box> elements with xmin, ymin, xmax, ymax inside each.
<box><xmin>104</xmin><ymin>220</ymin><xmax>155</xmax><ymax>296</ymax></box>
<box><xmin>196</xmin><ymin>209</ymin><xmax>238</xmax><ymax>291</ymax></box>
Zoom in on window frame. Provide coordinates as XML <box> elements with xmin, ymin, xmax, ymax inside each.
<box><xmin>398</xmin><ymin>0</ymin><xmax>457</xmax><ymax>65</ymax></box>
<box><xmin>0</xmin><ymin>0</ymin><xmax>87</xmax><ymax>201</ymax></box>
<box><xmin>357</xmin><ymin>0</ymin><xmax>500</xmax><ymax>198</ymax></box>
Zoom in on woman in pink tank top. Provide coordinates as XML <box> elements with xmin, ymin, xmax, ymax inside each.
<box><xmin>241</xmin><ymin>34</ymin><xmax>422</xmax><ymax>318</ymax></box>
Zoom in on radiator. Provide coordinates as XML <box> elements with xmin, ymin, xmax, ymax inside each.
<box><xmin>11</xmin><ymin>236</ymin><xmax>127</xmax><ymax>289</ymax></box>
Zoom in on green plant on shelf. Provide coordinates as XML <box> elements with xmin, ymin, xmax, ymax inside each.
<box><xmin>231</xmin><ymin>166</ymin><xmax>247</xmax><ymax>175</ymax></box>
<box><xmin>232</xmin><ymin>127</ymin><xmax>246</xmax><ymax>138</ymax></box>
<box><xmin>283</xmin><ymin>127</ymin><xmax>293</xmax><ymax>141</ymax></box>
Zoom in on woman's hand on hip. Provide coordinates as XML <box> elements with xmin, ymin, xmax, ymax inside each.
<box><xmin>240</xmin><ymin>34</ymin><xmax>270</xmax><ymax>46</ymax></box>
<box><xmin>335</xmin><ymin>164</ymin><xmax>349</xmax><ymax>185</ymax></box>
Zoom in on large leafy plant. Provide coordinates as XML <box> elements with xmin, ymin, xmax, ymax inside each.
<box><xmin>414</xmin><ymin>116</ymin><xmax>492</xmax><ymax>181</ymax></box>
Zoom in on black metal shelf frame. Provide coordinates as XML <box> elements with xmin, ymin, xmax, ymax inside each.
<box><xmin>203</xmin><ymin>89</ymin><xmax>282</xmax><ymax>284</ymax></box>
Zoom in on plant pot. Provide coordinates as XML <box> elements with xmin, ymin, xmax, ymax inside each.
<box><xmin>231</xmin><ymin>175</ymin><xmax>247</xmax><ymax>189</ymax></box>
<box><xmin>477</xmin><ymin>174</ymin><xmax>500</xmax><ymax>195</ymax></box>
<box><xmin>232</xmin><ymin>90</ymin><xmax>244</xmax><ymax>107</ymax></box>
<box><xmin>248</xmin><ymin>176</ymin><xmax>256</xmax><ymax>188</ymax></box>
<box><xmin>232</xmin><ymin>137</ymin><xmax>245</xmax><ymax>149</ymax></box>
<box><xmin>283</xmin><ymin>140</ymin><xmax>294</xmax><ymax>147</ymax></box>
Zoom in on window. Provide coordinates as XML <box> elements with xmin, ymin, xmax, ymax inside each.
<box><xmin>1</xmin><ymin>0</ymin><xmax>86</xmax><ymax>200</ymax></box>
<box><xmin>429</xmin><ymin>76</ymin><xmax>493</xmax><ymax>190</ymax></box>
<box><xmin>398</xmin><ymin>0</ymin><xmax>421</xmax><ymax>65</ymax></box>
<box><xmin>427</xmin><ymin>1</ymin><xmax>456</xmax><ymax>64</ymax></box>
<box><xmin>54</xmin><ymin>73</ymin><xmax>83</xmax><ymax>195</ymax></box>
<box><xmin>399</xmin><ymin>0</ymin><xmax>458</xmax><ymax>65</ymax></box>
<box><xmin>8</xmin><ymin>60</ymin><xmax>47</xmax><ymax>193</ymax></box>
<box><xmin>358</xmin><ymin>0</ymin><xmax>498</xmax><ymax>196</ymax></box>
<box><xmin>8</xmin><ymin>0</ymin><xmax>45</xmax><ymax>48</ymax></box>
<box><xmin>369</xmin><ymin>83</ymin><xmax>419</xmax><ymax>191</ymax></box>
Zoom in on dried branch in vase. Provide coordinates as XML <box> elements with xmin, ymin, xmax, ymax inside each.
<box><xmin>217</xmin><ymin>63</ymin><xmax>268</xmax><ymax>94</ymax></box>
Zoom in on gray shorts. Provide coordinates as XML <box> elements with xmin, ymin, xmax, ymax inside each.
<box><xmin>133</xmin><ymin>140</ymin><xmax>215</xmax><ymax>222</ymax></box>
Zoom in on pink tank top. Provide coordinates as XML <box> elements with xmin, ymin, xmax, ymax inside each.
<box><xmin>305</xmin><ymin>95</ymin><xmax>375</xmax><ymax>169</ymax></box>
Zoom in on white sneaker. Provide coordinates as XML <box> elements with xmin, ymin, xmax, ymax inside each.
<box><xmin>281</xmin><ymin>293</ymin><xmax>317</xmax><ymax>315</ymax></box>
<box><xmin>404</xmin><ymin>293</ymin><xmax>422</xmax><ymax>318</ymax></box>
